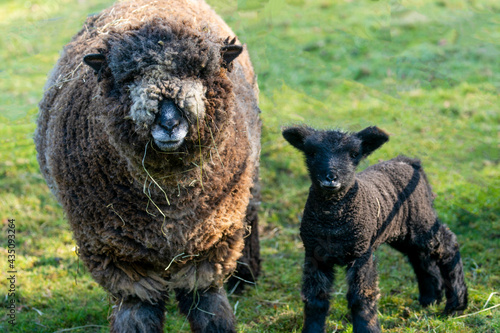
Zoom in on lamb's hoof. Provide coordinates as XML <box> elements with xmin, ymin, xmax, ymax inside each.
<box><xmin>419</xmin><ymin>294</ymin><xmax>442</xmax><ymax>308</ymax></box>
<box><xmin>442</xmin><ymin>303</ymin><xmax>467</xmax><ymax>317</ymax></box>
<box><xmin>441</xmin><ymin>296</ymin><xmax>468</xmax><ymax>316</ymax></box>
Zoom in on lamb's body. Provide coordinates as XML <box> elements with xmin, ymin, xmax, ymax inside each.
<box><xmin>282</xmin><ymin>126</ymin><xmax>467</xmax><ymax>333</ymax></box>
<box><xmin>36</xmin><ymin>1</ymin><xmax>261</xmax><ymax>332</ymax></box>
<box><xmin>301</xmin><ymin>157</ymin><xmax>436</xmax><ymax>266</ymax></box>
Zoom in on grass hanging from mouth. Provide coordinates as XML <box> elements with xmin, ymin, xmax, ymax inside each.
<box><xmin>142</xmin><ymin>140</ymin><xmax>170</xmax><ymax>236</ymax></box>
<box><xmin>142</xmin><ymin>141</ymin><xmax>170</xmax><ymax>205</ymax></box>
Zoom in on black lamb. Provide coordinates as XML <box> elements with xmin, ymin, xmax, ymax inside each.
<box><xmin>282</xmin><ymin>125</ymin><xmax>468</xmax><ymax>333</ymax></box>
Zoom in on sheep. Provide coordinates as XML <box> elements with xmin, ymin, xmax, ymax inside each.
<box><xmin>35</xmin><ymin>0</ymin><xmax>261</xmax><ymax>332</ymax></box>
<box><xmin>282</xmin><ymin>125</ymin><xmax>468</xmax><ymax>333</ymax></box>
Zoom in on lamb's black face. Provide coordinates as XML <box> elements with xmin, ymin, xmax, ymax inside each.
<box><xmin>282</xmin><ymin>126</ymin><xmax>389</xmax><ymax>195</ymax></box>
<box><xmin>151</xmin><ymin>99</ymin><xmax>189</xmax><ymax>151</ymax></box>
<box><xmin>302</xmin><ymin>131</ymin><xmax>362</xmax><ymax>193</ymax></box>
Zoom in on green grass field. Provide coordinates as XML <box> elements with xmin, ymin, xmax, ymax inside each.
<box><xmin>1</xmin><ymin>0</ymin><xmax>499</xmax><ymax>332</ymax></box>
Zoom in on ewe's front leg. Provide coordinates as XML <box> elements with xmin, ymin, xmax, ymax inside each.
<box><xmin>346</xmin><ymin>251</ymin><xmax>381</xmax><ymax>333</ymax></box>
<box><xmin>110</xmin><ymin>297</ymin><xmax>166</xmax><ymax>333</ymax></box>
<box><xmin>175</xmin><ymin>287</ymin><xmax>236</xmax><ymax>333</ymax></box>
<box><xmin>83</xmin><ymin>256</ymin><xmax>168</xmax><ymax>333</ymax></box>
<box><xmin>301</xmin><ymin>250</ymin><xmax>335</xmax><ymax>333</ymax></box>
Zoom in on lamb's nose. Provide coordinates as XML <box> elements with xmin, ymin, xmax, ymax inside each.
<box><xmin>325</xmin><ymin>173</ymin><xmax>338</xmax><ymax>182</ymax></box>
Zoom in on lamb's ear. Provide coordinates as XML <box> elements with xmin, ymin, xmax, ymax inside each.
<box><xmin>83</xmin><ymin>53</ymin><xmax>106</xmax><ymax>74</ymax></box>
<box><xmin>356</xmin><ymin>126</ymin><xmax>389</xmax><ymax>157</ymax></box>
<box><xmin>221</xmin><ymin>37</ymin><xmax>243</xmax><ymax>68</ymax></box>
<box><xmin>282</xmin><ymin>126</ymin><xmax>314</xmax><ymax>152</ymax></box>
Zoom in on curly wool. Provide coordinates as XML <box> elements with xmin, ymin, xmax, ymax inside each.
<box><xmin>300</xmin><ymin>156</ymin><xmax>437</xmax><ymax>264</ymax></box>
<box><xmin>283</xmin><ymin>126</ymin><xmax>467</xmax><ymax>333</ymax></box>
<box><xmin>36</xmin><ymin>0</ymin><xmax>261</xmax><ymax>305</ymax></box>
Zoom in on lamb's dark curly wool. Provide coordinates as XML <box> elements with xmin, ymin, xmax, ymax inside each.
<box><xmin>35</xmin><ymin>1</ymin><xmax>261</xmax><ymax>332</ymax></box>
<box><xmin>282</xmin><ymin>126</ymin><xmax>467</xmax><ymax>333</ymax></box>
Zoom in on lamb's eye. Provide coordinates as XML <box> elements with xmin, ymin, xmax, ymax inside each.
<box><xmin>350</xmin><ymin>151</ymin><xmax>359</xmax><ymax>158</ymax></box>
<box><xmin>306</xmin><ymin>150</ymin><xmax>316</xmax><ymax>158</ymax></box>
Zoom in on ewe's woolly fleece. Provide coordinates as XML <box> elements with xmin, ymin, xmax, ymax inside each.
<box><xmin>36</xmin><ymin>0</ymin><xmax>261</xmax><ymax>303</ymax></box>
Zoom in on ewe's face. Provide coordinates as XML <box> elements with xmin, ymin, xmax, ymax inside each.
<box><xmin>82</xmin><ymin>24</ymin><xmax>243</xmax><ymax>153</ymax></box>
<box><xmin>128</xmin><ymin>75</ymin><xmax>206</xmax><ymax>151</ymax></box>
<box><xmin>282</xmin><ymin>126</ymin><xmax>389</xmax><ymax>195</ymax></box>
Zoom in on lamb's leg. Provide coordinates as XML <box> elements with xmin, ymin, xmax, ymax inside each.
<box><xmin>406</xmin><ymin>252</ymin><xmax>443</xmax><ymax>307</ymax></box>
<box><xmin>227</xmin><ymin>175</ymin><xmax>261</xmax><ymax>294</ymax></box>
<box><xmin>431</xmin><ymin>223</ymin><xmax>468</xmax><ymax>315</ymax></box>
<box><xmin>110</xmin><ymin>297</ymin><xmax>165</xmax><ymax>333</ymax></box>
<box><xmin>346</xmin><ymin>251</ymin><xmax>381</xmax><ymax>333</ymax></box>
<box><xmin>175</xmin><ymin>287</ymin><xmax>236</xmax><ymax>333</ymax></box>
<box><xmin>301</xmin><ymin>252</ymin><xmax>334</xmax><ymax>333</ymax></box>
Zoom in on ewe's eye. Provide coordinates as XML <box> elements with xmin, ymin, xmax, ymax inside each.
<box><xmin>350</xmin><ymin>151</ymin><xmax>359</xmax><ymax>158</ymax></box>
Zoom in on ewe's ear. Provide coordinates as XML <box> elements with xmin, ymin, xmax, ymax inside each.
<box><xmin>221</xmin><ymin>37</ymin><xmax>243</xmax><ymax>68</ymax></box>
<box><xmin>356</xmin><ymin>126</ymin><xmax>389</xmax><ymax>157</ymax></box>
<box><xmin>83</xmin><ymin>53</ymin><xmax>106</xmax><ymax>74</ymax></box>
<box><xmin>282</xmin><ymin>126</ymin><xmax>314</xmax><ymax>152</ymax></box>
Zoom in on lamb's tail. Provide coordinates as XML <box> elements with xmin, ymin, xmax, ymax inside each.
<box><xmin>394</xmin><ymin>155</ymin><xmax>422</xmax><ymax>170</ymax></box>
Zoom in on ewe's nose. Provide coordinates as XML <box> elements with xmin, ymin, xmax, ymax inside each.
<box><xmin>156</xmin><ymin>99</ymin><xmax>181</xmax><ymax>134</ymax></box>
<box><xmin>159</xmin><ymin>117</ymin><xmax>180</xmax><ymax>134</ymax></box>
